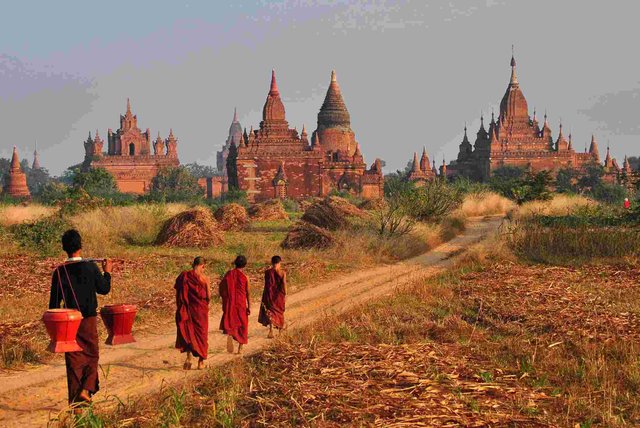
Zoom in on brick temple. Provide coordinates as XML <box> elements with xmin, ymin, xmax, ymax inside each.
<box><xmin>3</xmin><ymin>146</ymin><xmax>30</xmax><ymax>198</ymax></box>
<box><xmin>233</xmin><ymin>70</ymin><xmax>383</xmax><ymax>202</ymax></box>
<box><xmin>439</xmin><ymin>52</ymin><xmax>620</xmax><ymax>182</ymax></box>
<box><xmin>83</xmin><ymin>99</ymin><xmax>180</xmax><ymax>194</ymax></box>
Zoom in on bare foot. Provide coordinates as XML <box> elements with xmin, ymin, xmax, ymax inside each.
<box><xmin>78</xmin><ymin>390</ymin><xmax>91</xmax><ymax>403</ymax></box>
<box><xmin>197</xmin><ymin>360</ymin><xmax>206</xmax><ymax>370</ymax></box>
<box><xmin>267</xmin><ymin>331</ymin><xmax>274</xmax><ymax>339</ymax></box>
<box><xmin>226</xmin><ymin>335</ymin><xmax>234</xmax><ymax>353</ymax></box>
<box><xmin>237</xmin><ymin>344</ymin><xmax>243</xmax><ymax>354</ymax></box>
<box><xmin>183</xmin><ymin>361</ymin><xmax>192</xmax><ymax>370</ymax></box>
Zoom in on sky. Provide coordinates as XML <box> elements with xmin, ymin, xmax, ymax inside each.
<box><xmin>1</xmin><ymin>0</ymin><xmax>639</xmax><ymax>175</ymax></box>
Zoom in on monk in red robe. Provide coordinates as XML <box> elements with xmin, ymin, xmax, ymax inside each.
<box><xmin>258</xmin><ymin>255</ymin><xmax>287</xmax><ymax>338</ymax></box>
<box><xmin>219</xmin><ymin>255</ymin><xmax>250</xmax><ymax>354</ymax></box>
<box><xmin>175</xmin><ymin>256</ymin><xmax>210</xmax><ymax>370</ymax></box>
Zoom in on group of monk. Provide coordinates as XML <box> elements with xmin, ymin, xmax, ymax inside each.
<box><xmin>48</xmin><ymin>229</ymin><xmax>288</xmax><ymax>407</ymax></box>
<box><xmin>174</xmin><ymin>253</ymin><xmax>287</xmax><ymax>368</ymax></box>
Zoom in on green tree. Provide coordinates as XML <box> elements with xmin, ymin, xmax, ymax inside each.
<box><xmin>150</xmin><ymin>166</ymin><xmax>202</xmax><ymax>202</ymax></box>
<box><xmin>72</xmin><ymin>167</ymin><xmax>118</xmax><ymax>197</ymax></box>
<box><xmin>589</xmin><ymin>182</ymin><xmax>627</xmax><ymax>205</ymax></box>
<box><xmin>555</xmin><ymin>167</ymin><xmax>578</xmax><ymax>193</ymax></box>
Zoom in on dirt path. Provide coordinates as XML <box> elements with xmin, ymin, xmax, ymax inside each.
<box><xmin>0</xmin><ymin>216</ymin><xmax>502</xmax><ymax>427</ymax></box>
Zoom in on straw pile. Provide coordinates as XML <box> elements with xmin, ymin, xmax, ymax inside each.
<box><xmin>281</xmin><ymin>221</ymin><xmax>334</xmax><ymax>249</ymax></box>
<box><xmin>301</xmin><ymin>201</ymin><xmax>348</xmax><ymax>231</ymax></box>
<box><xmin>299</xmin><ymin>197</ymin><xmax>323</xmax><ymax>212</ymax></box>
<box><xmin>326</xmin><ymin>196</ymin><xmax>367</xmax><ymax>218</ymax></box>
<box><xmin>301</xmin><ymin>197</ymin><xmax>366</xmax><ymax>231</ymax></box>
<box><xmin>156</xmin><ymin>207</ymin><xmax>224</xmax><ymax>248</ymax></box>
<box><xmin>214</xmin><ymin>203</ymin><xmax>248</xmax><ymax>231</ymax></box>
<box><xmin>248</xmin><ymin>200</ymin><xmax>289</xmax><ymax>221</ymax></box>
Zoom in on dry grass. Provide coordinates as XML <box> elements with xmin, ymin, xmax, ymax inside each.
<box><xmin>0</xmin><ymin>204</ymin><xmax>57</xmax><ymax>227</ymax></box>
<box><xmin>71</xmin><ymin>203</ymin><xmax>189</xmax><ymax>252</ymax></box>
<box><xmin>512</xmin><ymin>194</ymin><xmax>596</xmax><ymax>220</ymax></box>
<box><xmin>459</xmin><ymin>192</ymin><xmax>514</xmax><ymax>218</ymax></box>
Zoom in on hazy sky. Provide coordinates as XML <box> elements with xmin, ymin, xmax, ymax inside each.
<box><xmin>1</xmin><ymin>0</ymin><xmax>639</xmax><ymax>175</ymax></box>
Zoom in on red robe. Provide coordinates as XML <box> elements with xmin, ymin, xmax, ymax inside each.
<box><xmin>258</xmin><ymin>268</ymin><xmax>286</xmax><ymax>329</ymax></box>
<box><xmin>175</xmin><ymin>270</ymin><xmax>210</xmax><ymax>359</ymax></box>
<box><xmin>219</xmin><ymin>268</ymin><xmax>249</xmax><ymax>344</ymax></box>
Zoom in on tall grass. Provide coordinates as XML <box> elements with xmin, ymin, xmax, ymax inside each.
<box><xmin>71</xmin><ymin>203</ymin><xmax>189</xmax><ymax>251</ymax></box>
<box><xmin>506</xmin><ymin>221</ymin><xmax>640</xmax><ymax>264</ymax></box>
<box><xmin>458</xmin><ymin>191</ymin><xmax>514</xmax><ymax>217</ymax></box>
<box><xmin>512</xmin><ymin>194</ymin><xmax>596</xmax><ymax>219</ymax></box>
<box><xmin>0</xmin><ymin>204</ymin><xmax>57</xmax><ymax>227</ymax></box>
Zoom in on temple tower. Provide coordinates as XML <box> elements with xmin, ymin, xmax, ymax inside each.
<box><xmin>315</xmin><ymin>70</ymin><xmax>357</xmax><ymax>157</ymax></box>
<box><xmin>5</xmin><ymin>146</ymin><xmax>30</xmax><ymax>198</ymax></box>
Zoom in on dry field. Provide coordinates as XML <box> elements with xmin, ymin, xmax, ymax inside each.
<box><xmin>78</xmin><ymin>195</ymin><xmax>640</xmax><ymax>428</ymax></box>
<box><xmin>0</xmin><ymin>195</ymin><xmax>501</xmax><ymax>370</ymax></box>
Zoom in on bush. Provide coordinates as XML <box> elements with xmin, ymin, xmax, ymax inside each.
<box><xmin>371</xmin><ymin>196</ymin><xmax>415</xmax><ymax>237</ymax></box>
<box><xmin>149</xmin><ymin>166</ymin><xmax>203</xmax><ymax>202</ymax></box>
<box><xmin>404</xmin><ymin>181</ymin><xmax>463</xmax><ymax>222</ymax></box>
<box><xmin>72</xmin><ymin>167</ymin><xmax>118</xmax><ymax>198</ymax></box>
<box><xmin>589</xmin><ymin>182</ymin><xmax>627</xmax><ymax>205</ymax></box>
<box><xmin>10</xmin><ymin>215</ymin><xmax>70</xmax><ymax>256</ymax></box>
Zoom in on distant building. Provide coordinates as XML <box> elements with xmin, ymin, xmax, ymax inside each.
<box><xmin>4</xmin><ymin>146</ymin><xmax>30</xmax><ymax>198</ymax></box>
<box><xmin>445</xmin><ymin>52</ymin><xmax>615</xmax><ymax>181</ymax></box>
<box><xmin>83</xmin><ymin>99</ymin><xmax>180</xmax><ymax>194</ymax></box>
<box><xmin>234</xmin><ymin>70</ymin><xmax>383</xmax><ymax>202</ymax></box>
<box><xmin>217</xmin><ymin>108</ymin><xmax>243</xmax><ymax>174</ymax></box>
<box><xmin>32</xmin><ymin>143</ymin><xmax>41</xmax><ymax>170</ymax></box>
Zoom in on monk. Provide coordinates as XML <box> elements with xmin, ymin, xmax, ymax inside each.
<box><xmin>174</xmin><ymin>256</ymin><xmax>211</xmax><ymax>370</ymax></box>
<box><xmin>258</xmin><ymin>255</ymin><xmax>287</xmax><ymax>338</ymax></box>
<box><xmin>219</xmin><ymin>255</ymin><xmax>250</xmax><ymax>354</ymax></box>
<box><xmin>48</xmin><ymin>229</ymin><xmax>112</xmax><ymax>406</ymax></box>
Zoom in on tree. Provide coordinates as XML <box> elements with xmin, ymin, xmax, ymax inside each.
<box><xmin>405</xmin><ymin>180</ymin><xmax>463</xmax><ymax>221</ymax></box>
<box><xmin>577</xmin><ymin>163</ymin><xmax>604</xmax><ymax>191</ymax></box>
<box><xmin>150</xmin><ymin>166</ymin><xmax>202</xmax><ymax>202</ymax></box>
<box><xmin>555</xmin><ymin>167</ymin><xmax>578</xmax><ymax>194</ymax></box>
<box><xmin>226</xmin><ymin>143</ymin><xmax>239</xmax><ymax>190</ymax></box>
<box><xmin>72</xmin><ymin>167</ymin><xmax>118</xmax><ymax>197</ymax></box>
<box><xmin>185</xmin><ymin>162</ymin><xmax>217</xmax><ymax>178</ymax></box>
<box><xmin>26</xmin><ymin>167</ymin><xmax>52</xmax><ymax>195</ymax></box>
<box><xmin>590</xmin><ymin>182</ymin><xmax>627</xmax><ymax>205</ymax></box>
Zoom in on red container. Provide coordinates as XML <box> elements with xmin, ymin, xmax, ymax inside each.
<box><xmin>100</xmin><ymin>304</ymin><xmax>137</xmax><ymax>345</ymax></box>
<box><xmin>42</xmin><ymin>309</ymin><xmax>83</xmax><ymax>353</ymax></box>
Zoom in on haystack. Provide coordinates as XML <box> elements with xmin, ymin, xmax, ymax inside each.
<box><xmin>248</xmin><ymin>200</ymin><xmax>289</xmax><ymax>221</ymax></box>
<box><xmin>281</xmin><ymin>221</ymin><xmax>334</xmax><ymax>249</ymax></box>
<box><xmin>326</xmin><ymin>196</ymin><xmax>367</xmax><ymax>218</ymax></box>
<box><xmin>299</xmin><ymin>197</ymin><xmax>323</xmax><ymax>212</ymax></box>
<box><xmin>301</xmin><ymin>197</ymin><xmax>366</xmax><ymax>231</ymax></box>
<box><xmin>214</xmin><ymin>203</ymin><xmax>248</xmax><ymax>231</ymax></box>
<box><xmin>301</xmin><ymin>201</ymin><xmax>348</xmax><ymax>231</ymax></box>
<box><xmin>156</xmin><ymin>207</ymin><xmax>224</xmax><ymax>248</ymax></box>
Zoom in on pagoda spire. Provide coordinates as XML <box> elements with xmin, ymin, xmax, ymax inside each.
<box><xmin>411</xmin><ymin>152</ymin><xmax>420</xmax><ymax>173</ymax></box>
<box><xmin>269</xmin><ymin>69</ymin><xmax>279</xmax><ymax>95</ymax></box>
<box><xmin>589</xmin><ymin>134</ymin><xmax>600</xmax><ymax>162</ymax></box>
<box><xmin>233</xmin><ymin>107</ymin><xmax>238</xmax><ymax>122</ymax></box>
<box><xmin>32</xmin><ymin>141</ymin><xmax>41</xmax><ymax>170</ymax></box>
<box><xmin>420</xmin><ymin>147</ymin><xmax>430</xmax><ymax>172</ymax></box>
<box><xmin>126</xmin><ymin>98</ymin><xmax>132</xmax><ymax>115</ymax></box>
<box><xmin>10</xmin><ymin>145</ymin><xmax>20</xmax><ymax>169</ymax></box>
<box><xmin>509</xmin><ymin>45</ymin><xmax>518</xmax><ymax>85</ymax></box>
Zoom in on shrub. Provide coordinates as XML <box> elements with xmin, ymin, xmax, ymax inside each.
<box><xmin>404</xmin><ymin>181</ymin><xmax>463</xmax><ymax>222</ymax></box>
<box><xmin>10</xmin><ymin>215</ymin><xmax>70</xmax><ymax>256</ymax></box>
<box><xmin>72</xmin><ymin>167</ymin><xmax>118</xmax><ymax>198</ymax></box>
<box><xmin>149</xmin><ymin>166</ymin><xmax>203</xmax><ymax>202</ymax></box>
<box><xmin>371</xmin><ymin>194</ymin><xmax>415</xmax><ymax>237</ymax></box>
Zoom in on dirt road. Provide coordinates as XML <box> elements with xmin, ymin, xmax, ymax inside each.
<box><xmin>0</xmin><ymin>216</ymin><xmax>502</xmax><ymax>427</ymax></box>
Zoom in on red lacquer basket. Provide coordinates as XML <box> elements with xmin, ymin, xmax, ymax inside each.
<box><xmin>100</xmin><ymin>304</ymin><xmax>137</xmax><ymax>345</ymax></box>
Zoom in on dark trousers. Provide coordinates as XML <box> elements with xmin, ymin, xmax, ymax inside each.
<box><xmin>65</xmin><ymin>316</ymin><xmax>99</xmax><ymax>404</ymax></box>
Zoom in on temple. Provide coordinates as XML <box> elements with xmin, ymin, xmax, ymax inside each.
<box><xmin>32</xmin><ymin>143</ymin><xmax>41</xmax><ymax>170</ymax></box>
<box><xmin>443</xmin><ymin>51</ymin><xmax>618</xmax><ymax>182</ymax></box>
<box><xmin>83</xmin><ymin>99</ymin><xmax>180</xmax><ymax>194</ymax></box>
<box><xmin>233</xmin><ymin>70</ymin><xmax>383</xmax><ymax>201</ymax></box>
<box><xmin>217</xmin><ymin>108</ymin><xmax>243</xmax><ymax>174</ymax></box>
<box><xmin>407</xmin><ymin>147</ymin><xmax>437</xmax><ymax>184</ymax></box>
<box><xmin>4</xmin><ymin>146</ymin><xmax>30</xmax><ymax>198</ymax></box>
